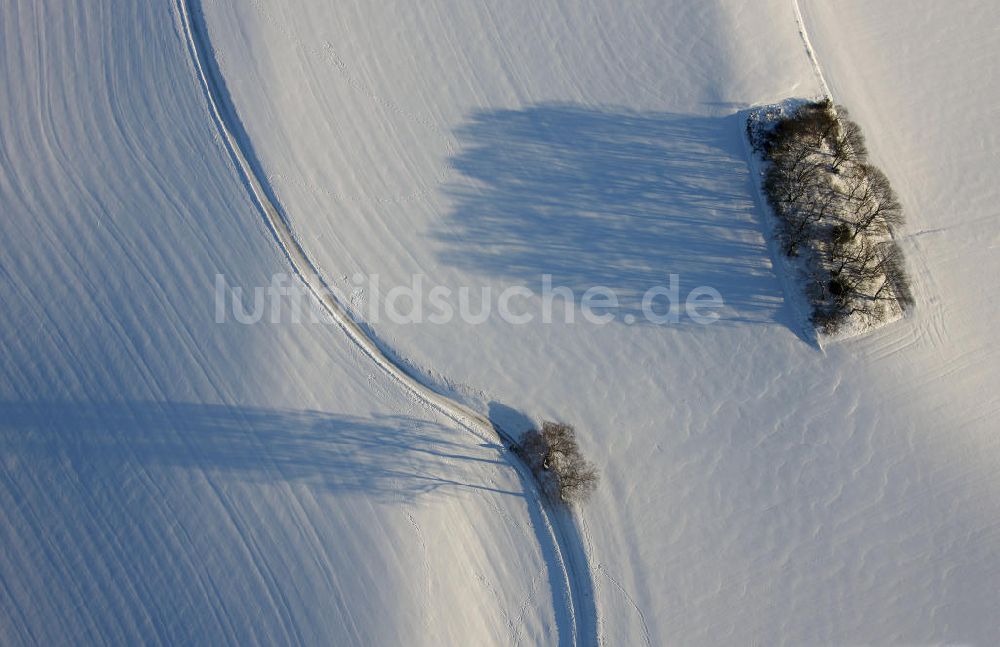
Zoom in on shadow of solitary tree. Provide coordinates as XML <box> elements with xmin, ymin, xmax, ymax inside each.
<box><xmin>0</xmin><ymin>398</ymin><xmax>594</xmax><ymax>645</ymax></box>
<box><xmin>0</xmin><ymin>401</ymin><xmax>517</xmax><ymax>502</ymax></box>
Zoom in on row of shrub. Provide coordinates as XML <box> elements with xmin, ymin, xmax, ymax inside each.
<box><xmin>747</xmin><ymin>100</ymin><xmax>913</xmax><ymax>333</ymax></box>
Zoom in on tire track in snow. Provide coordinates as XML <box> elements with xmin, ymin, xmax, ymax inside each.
<box><xmin>176</xmin><ymin>1</ymin><xmax>598</xmax><ymax>644</ymax></box>
<box><xmin>790</xmin><ymin>0</ymin><xmax>832</xmax><ymax>100</ymax></box>
<box><xmin>596</xmin><ymin>565</ymin><xmax>652</xmax><ymax>647</ymax></box>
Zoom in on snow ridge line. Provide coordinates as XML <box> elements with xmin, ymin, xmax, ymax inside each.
<box><xmin>791</xmin><ymin>0</ymin><xmax>833</xmax><ymax>100</ymax></box>
<box><xmin>175</xmin><ymin>1</ymin><xmax>597</xmax><ymax>644</ymax></box>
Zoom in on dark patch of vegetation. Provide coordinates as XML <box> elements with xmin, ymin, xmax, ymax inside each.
<box><xmin>748</xmin><ymin>99</ymin><xmax>914</xmax><ymax>333</ymax></box>
<box><xmin>517</xmin><ymin>422</ymin><xmax>598</xmax><ymax>504</ymax></box>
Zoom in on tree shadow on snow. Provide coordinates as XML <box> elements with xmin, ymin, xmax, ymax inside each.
<box><xmin>435</xmin><ymin>103</ymin><xmax>798</xmax><ymax>333</ymax></box>
<box><xmin>0</xmin><ymin>400</ymin><xmax>517</xmax><ymax>502</ymax></box>
<box><xmin>0</xmin><ymin>399</ymin><xmax>587</xmax><ymax>645</ymax></box>
<box><xmin>488</xmin><ymin>400</ymin><xmax>597</xmax><ymax>647</ymax></box>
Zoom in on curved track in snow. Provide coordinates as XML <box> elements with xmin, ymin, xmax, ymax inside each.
<box><xmin>791</xmin><ymin>0</ymin><xmax>833</xmax><ymax>100</ymax></box>
<box><xmin>176</xmin><ymin>0</ymin><xmax>598</xmax><ymax>644</ymax></box>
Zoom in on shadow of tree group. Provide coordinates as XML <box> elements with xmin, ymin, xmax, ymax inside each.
<box><xmin>436</xmin><ymin>104</ymin><xmax>788</xmax><ymax>326</ymax></box>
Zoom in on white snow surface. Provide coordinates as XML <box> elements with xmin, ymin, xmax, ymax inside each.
<box><xmin>2</xmin><ymin>0</ymin><xmax>999</xmax><ymax>644</ymax></box>
<box><xmin>0</xmin><ymin>2</ymin><xmax>564</xmax><ymax>645</ymax></box>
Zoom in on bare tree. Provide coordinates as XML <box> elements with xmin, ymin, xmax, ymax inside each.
<box><xmin>798</xmin><ymin>99</ymin><xmax>840</xmax><ymax>149</ymax></box>
<box><xmin>520</xmin><ymin>422</ymin><xmax>598</xmax><ymax>504</ymax></box>
<box><xmin>830</xmin><ymin>108</ymin><xmax>868</xmax><ymax>170</ymax></box>
<box><xmin>828</xmin><ymin>234</ymin><xmax>879</xmax><ymax>293</ymax></box>
<box><xmin>764</xmin><ymin>100</ymin><xmax>835</xmax><ymax>154</ymax></box>
<box><xmin>775</xmin><ymin>173</ymin><xmax>838</xmax><ymax>256</ymax></box>
<box><xmin>764</xmin><ymin>164</ymin><xmax>811</xmax><ymax>220</ymax></box>
<box><xmin>838</xmin><ymin>162</ymin><xmax>875</xmax><ymax>204</ymax></box>
<box><xmin>764</xmin><ymin>136</ymin><xmax>825</xmax><ymax>218</ymax></box>
<box><xmin>826</xmin><ymin>238</ymin><xmax>912</xmax><ymax>322</ymax></box>
<box><xmin>837</xmin><ymin>164</ymin><xmax>904</xmax><ymax>238</ymax></box>
<box><xmin>850</xmin><ymin>167</ymin><xmax>903</xmax><ymax>237</ymax></box>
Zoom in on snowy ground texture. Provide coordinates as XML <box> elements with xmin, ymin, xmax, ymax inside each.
<box><xmin>2</xmin><ymin>0</ymin><xmax>999</xmax><ymax>644</ymax></box>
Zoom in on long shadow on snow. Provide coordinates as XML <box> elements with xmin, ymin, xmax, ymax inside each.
<box><xmin>437</xmin><ymin>104</ymin><xmax>795</xmax><ymax>331</ymax></box>
<box><xmin>489</xmin><ymin>401</ymin><xmax>599</xmax><ymax>647</ymax></box>
<box><xmin>0</xmin><ymin>400</ymin><xmax>585</xmax><ymax>642</ymax></box>
<box><xmin>181</xmin><ymin>2</ymin><xmax>596</xmax><ymax>640</ymax></box>
<box><xmin>0</xmin><ymin>401</ymin><xmax>520</xmax><ymax>501</ymax></box>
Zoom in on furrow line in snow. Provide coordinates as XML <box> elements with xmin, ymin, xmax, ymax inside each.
<box><xmin>175</xmin><ymin>1</ymin><xmax>598</xmax><ymax>644</ymax></box>
<box><xmin>791</xmin><ymin>0</ymin><xmax>832</xmax><ymax>100</ymax></box>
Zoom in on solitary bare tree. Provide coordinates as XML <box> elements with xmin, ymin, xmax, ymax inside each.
<box><xmin>520</xmin><ymin>422</ymin><xmax>598</xmax><ymax>504</ymax></box>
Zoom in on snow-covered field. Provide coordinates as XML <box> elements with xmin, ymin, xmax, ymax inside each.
<box><xmin>0</xmin><ymin>2</ymin><xmax>567</xmax><ymax>645</ymax></box>
<box><xmin>2</xmin><ymin>0</ymin><xmax>998</xmax><ymax>644</ymax></box>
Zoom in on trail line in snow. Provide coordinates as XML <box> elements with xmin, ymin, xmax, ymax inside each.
<box><xmin>791</xmin><ymin>0</ymin><xmax>833</xmax><ymax>100</ymax></box>
<box><xmin>176</xmin><ymin>1</ymin><xmax>598</xmax><ymax>644</ymax></box>
<box><xmin>789</xmin><ymin>0</ymin><xmax>920</xmax><ymax>342</ymax></box>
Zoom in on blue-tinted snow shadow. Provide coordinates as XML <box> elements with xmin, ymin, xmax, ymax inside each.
<box><xmin>487</xmin><ymin>401</ymin><xmax>536</xmax><ymax>439</ymax></box>
<box><xmin>0</xmin><ymin>400</ymin><xmax>581</xmax><ymax>644</ymax></box>
<box><xmin>436</xmin><ymin>104</ymin><xmax>798</xmax><ymax>333</ymax></box>
<box><xmin>0</xmin><ymin>401</ymin><xmax>520</xmax><ymax>501</ymax></box>
<box><xmin>488</xmin><ymin>400</ymin><xmax>598</xmax><ymax>647</ymax></box>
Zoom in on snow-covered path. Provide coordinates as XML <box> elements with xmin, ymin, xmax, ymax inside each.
<box><xmin>2</xmin><ymin>0</ymin><xmax>998</xmax><ymax>642</ymax></box>
<box><xmin>0</xmin><ymin>1</ymin><xmax>570</xmax><ymax>644</ymax></box>
<box><xmin>202</xmin><ymin>0</ymin><xmax>1000</xmax><ymax>642</ymax></box>
<box><xmin>178</xmin><ymin>0</ymin><xmax>598</xmax><ymax>642</ymax></box>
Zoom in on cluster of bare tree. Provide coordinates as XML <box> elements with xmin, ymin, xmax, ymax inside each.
<box><xmin>517</xmin><ymin>422</ymin><xmax>598</xmax><ymax>504</ymax></box>
<box><xmin>752</xmin><ymin>100</ymin><xmax>914</xmax><ymax>332</ymax></box>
